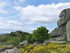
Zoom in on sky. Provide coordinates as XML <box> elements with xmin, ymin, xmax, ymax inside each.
<box><xmin>0</xmin><ymin>0</ymin><xmax>70</xmax><ymax>33</ymax></box>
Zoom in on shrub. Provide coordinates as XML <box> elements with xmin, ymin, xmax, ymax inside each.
<box><xmin>19</xmin><ymin>43</ymin><xmax>70</xmax><ymax>53</ymax></box>
<box><xmin>28</xmin><ymin>26</ymin><xmax>50</xmax><ymax>43</ymax></box>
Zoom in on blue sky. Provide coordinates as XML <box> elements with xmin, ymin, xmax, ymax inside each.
<box><xmin>0</xmin><ymin>0</ymin><xmax>70</xmax><ymax>33</ymax></box>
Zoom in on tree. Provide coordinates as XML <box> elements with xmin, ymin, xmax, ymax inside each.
<box><xmin>32</xmin><ymin>26</ymin><xmax>50</xmax><ymax>43</ymax></box>
<box><xmin>10</xmin><ymin>32</ymin><xmax>16</xmax><ymax>36</ymax></box>
<box><xmin>27</xmin><ymin>34</ymin><xmax>34</xmax><ymax>43</ymax></box>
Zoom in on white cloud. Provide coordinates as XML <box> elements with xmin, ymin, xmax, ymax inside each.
<box><xmin>0</xmin><ymin>17</ymin><xmax>23</xmax><ymax>32</ymax></box>
<box><xmin>15</xmin><ymin>2</ymin><xmax>70</xmax><ymax>25</ymax></box>
<box><xmin>1</xmin><ymin>2</ymin><xmax>70</xmax><ymax>33</ymax></box>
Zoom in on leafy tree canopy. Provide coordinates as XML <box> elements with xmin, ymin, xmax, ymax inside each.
<box><xmin>28</xmin><ymin>26</ymin><xmax>50</xmax><ymax>43</ymax></box>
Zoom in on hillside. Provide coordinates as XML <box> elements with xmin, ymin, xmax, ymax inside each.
<box><xmin>0</xmin><ymin>30</ymin><xmax>31</xmax><ymax>45</ymax></box>
<box><xmin>19</xmin><ymin>42</ymin><xmax>70</xmax><ymax>53</ymax></box>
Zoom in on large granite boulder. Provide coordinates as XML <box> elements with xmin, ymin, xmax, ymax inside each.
<box><xmin>51</xmin><ymin>25</ymin><xmax>66</xmax><ymax>37</ymax></box>
<box><xmin>66</xmin><ymin>20</ymin><xmax>70</xmax><ymax>41</ymax></box>
<box><xmin>50</xmin><ymin>8</ymin><xmax>70</xmax><ymax>41</ymax></box>
<box><xmin>57</xmin><ymin>9</ymin><xmax>70</xmax><ymax>27</ymax></box>
<box><xmin>50</xmin><ymin>27</ymin><xmax>66</xmax><ymax>41</ymax></box>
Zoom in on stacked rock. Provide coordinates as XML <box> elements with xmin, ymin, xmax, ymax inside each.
<box><xmin>50</xmin><ymin>8</ymin><xmax>70</xmax><ymax>41</ymax></box>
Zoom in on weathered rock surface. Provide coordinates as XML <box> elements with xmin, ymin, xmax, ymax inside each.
<box><xmin>57</xmin><ymin>9</ymin><xmax>70</xmax><ymax>27</ymax></box>
<box><xmin>19</xmin><ymin>40</ymin><xmax>28</xmax><ymax>46</ymax></box>
<box><xmin>0</xmin><ymin>47</ymin><xmax>21</xmax><ymax>53</ymax></box>
<box><xmin>66</xmin><ymin>20</ymin><xmax>70</xmax><ymax>41</ymax></box>
<box><xmin>51</xmin><ymin>25</ymin><xmax>66</xmax><ymax>36</ymax></box>
<box><xmin>50</xmin><ymin>8</ymin><xmax>70</xmax><ymax>41</ymax></box>
<box><xmin>57</xmin><ymin>9</ymin><xmax>66</xmax><ymax>26</ymax></box>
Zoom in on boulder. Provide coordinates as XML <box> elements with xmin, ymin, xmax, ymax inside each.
<box><xmin>50</xmin><ymin>26</ymin><xmax>66</xmax><ymax>41</ymax></box>
<box><xmin>57</xmin><ymin>9</ymin><xmax>66</xmax><ymax>26</ymax></box>
<box><xmin>33</xmin><ymin>41</ymin><xmax>41</xmax><ymax>46</ymax></box>
<box><xmin>57</xmin><ymin>9</ymin><xmax>70</xmax><ymax>27</ymax></box>
<box><xmin>50</xmin><ymin>8</ymin><xmax>70</xmax><ymax>41</ymax></box>
<box><xmin>50</xmin><ymin>25</ymin><xmax>66</xmax><ymax>37</ymax></box>
<box><xmin>19</xmin><ymin>40</ymin><xmax>28</xmax><ymax>46</ymax></box>
<box><xmin>66</xmin><ymin>20</ymin><xmax>70</xmax><ymax>41</ymax></box>
<box><xmin>1</xmin><ymin>47</ymin><xmax>21</xmax><ymax>53</ymax></box>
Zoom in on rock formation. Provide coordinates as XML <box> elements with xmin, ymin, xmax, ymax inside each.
<box><xmin>66</xmin><ymin>20</ymin><xmax>70</xmax><ymax>41</ymax></box>
<box><xmin>0</xmin><ymin>47</ymin><xmax>21</xmax><ymax>53</ymax></box>
<box><xmin>50</xmin><ymin>8</ymin><xmax>70</xmax><ymax>41</ymax></box>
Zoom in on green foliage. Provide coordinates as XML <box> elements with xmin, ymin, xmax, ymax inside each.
<box><xmin>6</xmin><ymin>31</ymin><xmax>31</xmax><ymax>45</ymax></box>
<box><xmin>33</xmin><ymin>26</ymin><xmax>50</xmax><ymax>43</ymax></box>
<box><xmin>27</xmin><ymin>26</ymin><xmax>50</xmax><ymax>43</ymax></box>
<box><xmin>0</xmin><ymin>34</ymin><xmax>10</xmax><ymax>42</ymax></box>
<box><xmin>10</xmin><ymin>32</ymin><xmax>16</xmax><ymax>36</ymax></box>
<box><xmin>6</xmin><ymin>36</ymin><xmax>22</xmax><ymax>45</ymax></box>
<box><xmin>27</xmin><ymin>34</ymin><xmax>35</xmax><ymax>43</ymax></box>
<box><xmin>0</xmin><ymin>31</ymin><xmax>31</xmax><ymax>45</ymax></box>
<box><xmin>0</xmin><ymin>26</ymin><xmax>50</xmax><ymax>45</ymax></box>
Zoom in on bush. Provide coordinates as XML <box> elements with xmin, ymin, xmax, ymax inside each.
<box><xmin>6</xmin><ymin>36</ymin><xmax>22</xmax><ymax>45</ymax></box>
<box><xmin>28</xmin><ymin>26</ymin><xmax>50</xmax><ymax>43</ymax></box>
<box><xmin>19</xmin><ymin>43</ymin><xmax>70</xmax><ymax>53</ymax></box>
